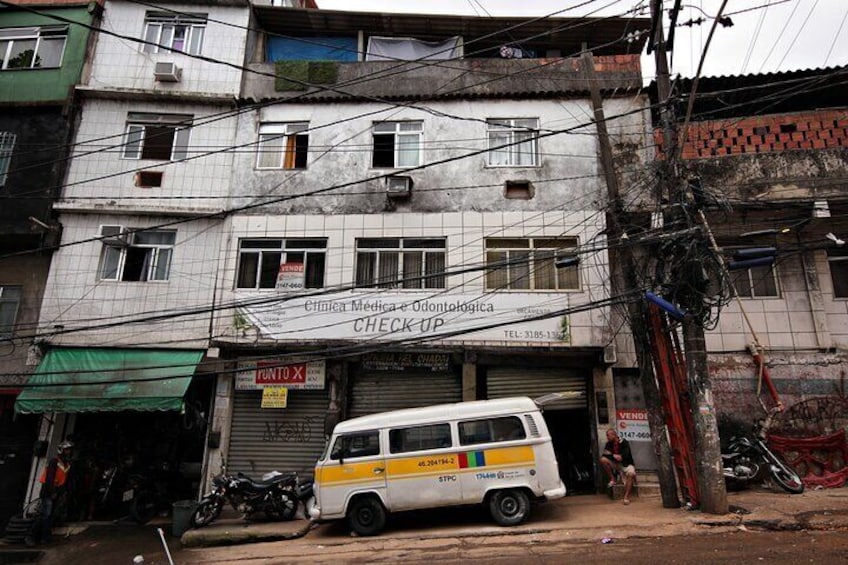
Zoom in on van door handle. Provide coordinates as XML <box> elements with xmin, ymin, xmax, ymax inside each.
<box><xmin>373</xmin><ymin>467</ymin><xmax>385</xmax><ymax>474</ymax></box>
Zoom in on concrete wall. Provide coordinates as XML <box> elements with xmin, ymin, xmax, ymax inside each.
<box><xmin>227</xmin><ymin>96</ymin><xmax>650</xmax><ymax>215</ymax></box>
<box><xmin>38</xmin><ymin>213</ymin><xmax>223</xmax><ymax>348</ymax></box>
<box><xmin>87</xmin><ymin>1</ymin><xmax>248</xmax><ymax>96</ymax></box>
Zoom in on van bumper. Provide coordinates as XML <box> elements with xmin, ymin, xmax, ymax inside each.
<box><xmin>544</xmin><ymin>482</ymin><xmax>567</xmax><ymax>500</ymax></box>
<box><xmin>307</xmin><ymin>498</ymin><xmax>321</xmax><ymax>520</ymax></box>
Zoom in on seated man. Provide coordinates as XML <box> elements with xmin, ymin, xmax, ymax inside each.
<box><xmin>600</xmin><ymin>428</ymin><xmax>636</xmax><ymax>505</ymax></box>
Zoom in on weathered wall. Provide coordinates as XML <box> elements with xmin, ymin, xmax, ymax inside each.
<box><xmin>227</xmin><ymin>96</ymin><xmax>649</xmax><ymax>215</ymax></box>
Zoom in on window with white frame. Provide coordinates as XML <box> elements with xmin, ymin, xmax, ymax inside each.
<box><xmin>0</xmin><ymin>286</ymin><xmax>22</xmax><ymax>338</ymax></box>
<box><xmin>0</xmin><ymin>26</ymin><xmax>67</xmax><ymax>70</ymax></box>
<box><xmin>827</xmin><ymin>249</ymin><xmax>848</xmax><ymax>298</ymax></box>
<box><xmin>0</xmin><ymin>132</ymin><xmax>15</xmax><ymax>187</ymax></box>
<box><xmin>372</xmin><ymin>121</ymin><xmax>422</xmax><ymax>168</ymax></box>
<box><xmin>98</xmin><ymin>227</ymin><xmax>176</xmax><ymax>282</ymax></box>
<box><xmin>256</xmin><ymin>123</ymin><xmax>309</xmax><ymax>169</ymax></box>
<box><xmin>142</xmin><ymin>12</ymin><xmax>206</xmax><ymax>55</ymax></box>
<box><xmin>487</xmin><ymin>118</ymin><xmax>539</xmax><ymax>167</ymax></box>
<box><xmin>485</xmin><ymin>238</ymin><xmax>579</xmax><ymax>291</ymax></box>
<box><xmin>123</xmin><ymin>113</ymin><xmax>192</xmax><ymax>161</ymax></box>
<box><xmin>355</xmin><ymin>238</ymin><xmax>446</xmax><ymax>289</ymax></box>
<box><xmin>236</xmin><ymin>238</ymin><xmax>326</xmax><ymax>289</ymax></box>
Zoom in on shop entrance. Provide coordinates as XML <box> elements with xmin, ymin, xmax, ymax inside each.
<box><xmin>0</xmin><ymin>397</ymin><xmax>38</xmax><ymax>530</ymax></box>
<box><xmin>486</xmin><ymin>366</ymin><xmax>595</xmax><ymax>494</ymax></box>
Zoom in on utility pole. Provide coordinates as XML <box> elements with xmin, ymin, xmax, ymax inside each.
<box><xmin>650</xmin><ymin>0</ymin><xmax>728</xmax><ymax>514</ymax></box>
<box><xmin>580</xmin><ymin>50</ymin><xmax>679</xmax><ymax>508</ymax></box>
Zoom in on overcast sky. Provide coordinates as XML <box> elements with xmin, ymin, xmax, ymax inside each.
<box><xmin>318</xmin><ymin>0</ymin><xmax>848</xmax><ymax>79</ymax></box>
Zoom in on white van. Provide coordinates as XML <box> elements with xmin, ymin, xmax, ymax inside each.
<box><xmin>310</xmin><ymin>396</ymin><xmax>566</xmax><ymax>535</ymax></box>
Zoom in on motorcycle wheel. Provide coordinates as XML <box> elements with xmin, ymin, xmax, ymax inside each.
<box><xmin>190</xmin><ymin>498</ymin><xmax>223</xmax><ymax>528</ymax></box>
<box><xmin>265</xmin><ymin>491</ymin><xmax>297</xmax><ymax>521</ymax></box>
<box><xmin>129</xmin><ymin>490</ymin><xmax>158</xmax><ymax>525</ymax></box>
<box><xmin>770</xmin><ymin>462</ymin><xmax>805</xmax><ymax>494</ymax></box>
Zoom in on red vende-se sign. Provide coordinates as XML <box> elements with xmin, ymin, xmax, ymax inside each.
<box><xmin>255</xmin><ymin>361</ymin><xmax>308</xmax><ymax>386</ymax></box>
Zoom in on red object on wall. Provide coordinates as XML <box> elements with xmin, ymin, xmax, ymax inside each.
<box><xmin>768</xmin><ymin>430</ymin><xmax>848</xmax><ymax>489</ymax></box>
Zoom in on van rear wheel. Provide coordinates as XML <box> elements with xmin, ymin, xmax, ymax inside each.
<box><xmin>488</xmin><ymin>489</ymin><xmax>530</xmax><ymax>526</ymax></box>
<box><xmin>347</xmin><ymin>496</ymin><xmax>386</xmax><ymax>536</ymax></box>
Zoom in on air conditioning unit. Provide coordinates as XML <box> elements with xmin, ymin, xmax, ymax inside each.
<box><xmin>99</xmin><ymin>224</ymin><xmax>129</xmax><ymax>246</ymax></box>
<box><xmin>603</xmin><ymin>344</ymin><xmax>617</xmax><ymax>365</ymax></box>
<box><xmin>154</xmin><ymin>62</ymin><xmax>182</xmax><ymax>82</ymax></box>
<box><xmin>386</xmin><ymin>175</ymin><xmax>412</xmax><ymax>198</ymax></box>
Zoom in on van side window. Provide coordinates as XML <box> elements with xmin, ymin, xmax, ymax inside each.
<box><xmin>458</xmin><ymin>416</ymin><xmax>526</xmax><ymax>445</ymax></box>
<box><xmin>389</xmin><ymin>423</ymin><xmax>452</xmax><ymax>453</ymax></box>
<box><xmin>330</xmin><ymin>431</ymin><xmax>380</xmax><ymax>460</ymax></box>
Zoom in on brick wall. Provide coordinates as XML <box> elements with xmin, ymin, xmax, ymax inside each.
<box><xmin>593</xmin><ymin>54</ymin><xmax>641</xmax><ymax>73</ymax></box>
<box><xmin>654</xmin><ymin>109</ymin><xmax>848</xmax><ymax>159</ymax></box>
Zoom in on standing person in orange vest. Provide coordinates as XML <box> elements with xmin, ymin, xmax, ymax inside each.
<box><xmin>27</xmin><ymin>440</ymin><xmax>73</xmax><ymax>545</ymax></box>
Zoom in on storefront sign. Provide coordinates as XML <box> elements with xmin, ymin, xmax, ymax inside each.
<box><xmin>238</xmin><ymin>292</ymin><xmax>577</xmax><ymax>345</ymax></box>
<box><xmin>276</xmin><ymin>263</ymin><xmax>304</xmax><ymax>290</ymax></box>
<box><xmin>362</xmin><ymin>352</ymin><xmax>450</xmax><ymax>372</ymax></box>
<box><xmin>261</xmin><ymin>386</ymin><xmax>288</xmax><ymax>408</ymax></box>
<box><xmin>616</xmin><ymin>409</ymin><xmax>651</xmax><ymax>442</ymax></box>
<box><xmin>236</xmin><ymin>360</ymin><xmax>326</xmax><ymax>391</ymax></box>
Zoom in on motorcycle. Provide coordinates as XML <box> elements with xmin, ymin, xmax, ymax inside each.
<box><xmin>722</xmin><ymin>432</ymin><xmax>804</xmax><ymax>494</ymax></box>
<box><xmin>127</xmin><ymin>461</ymin><xmax>189</xmax><ymax>524</ymax></box>
<box><xmin>190</xmin><ymin>470</ymin><xmax>306</xmax><ymax>528</ymax></box>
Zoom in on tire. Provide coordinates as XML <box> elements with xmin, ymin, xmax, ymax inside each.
<box><xmin>346</xmin><ymin>496</ymin><xmax>386</xmax><ymax>536</ymax></box>
<box><xmin>265</xmin><ymin>491</ymin><xmax>297</xmax><ymax>521</ymax></box>
<box><xmin>190</xmin><ymin>498</ymin><xmax>223</xmax><ymax>528</ymax></box>
<box><xmin>129</xmin><ymin>490</ymin><xmax>158</xmax><ymax>524</ymax></box>
<box><xmin>770</xmin><ymin>461</ymin><xmax>805</xmax><ymax>494</ymax></box>
<box><xmin>488</xmin><ymin>489</ymin><xmax>530</xmax><ymax>526</ymax></box>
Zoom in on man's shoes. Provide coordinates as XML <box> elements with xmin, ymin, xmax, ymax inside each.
<box><xmin>623</xmin><ymin>498</ymin><xmax>631</xmax><ymax>505</ymax></box>
<box><xmin>607</xmin><ymin>479</ymin><xmax>616</xmax><ymax>487</ymax></box>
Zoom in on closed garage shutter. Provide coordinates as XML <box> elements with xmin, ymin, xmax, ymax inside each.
<box><xmin>349</xmin><ymin>372</ymin><xmax>461</xmax><ymax>418</ymax></box>
<box><xmin>487</xmin><ymin>367</ymin><xmax>588</xmax><ymax>410</ymax></box>
<box><xmin>227</xmin><ymin>389</ymin><xmax>329</xmax><ymax>478</ymax></box>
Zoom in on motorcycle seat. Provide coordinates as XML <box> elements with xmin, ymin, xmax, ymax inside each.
<box><xmin>237</xmin><ymin>472</ymin><xmax>297</xmax><ymax>490</ymax></box>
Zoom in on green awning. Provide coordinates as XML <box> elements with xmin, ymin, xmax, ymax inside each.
<box><xmin>15</xmin><ymin>348</ymin><xmax>204</xmax><ymax>414</ymax></box>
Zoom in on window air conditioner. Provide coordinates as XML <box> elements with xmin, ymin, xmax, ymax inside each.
<box><xmin>99</xmin><ymin>224</ymin><xmax>129</xmax><ymax>246</ymax></box>
<box><xmin>154</xmin><ymin>62</ymin><xmax>182</xmax><ymax>82</ymax></box>
<box><xmin>386</xmin><ymin>175</ymin><xmax>412</xmax><ymax>197</ymax></box>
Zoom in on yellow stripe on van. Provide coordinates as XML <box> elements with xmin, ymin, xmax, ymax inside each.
<box><xmin>315</xmin><ymin>462</ymin><xmax>381</xmax><ymax>484</ymax></box>
<box><xmin>483</xmin><ymin>445</ymin><xmax>535</xmax><ymax>466</ymax></box>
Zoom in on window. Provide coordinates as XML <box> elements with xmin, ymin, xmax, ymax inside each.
<box><xmin>729</xmin><ymin>263</ymin><xmax>779</xmax><ymax>298</ymax></box>
<box><xmin>123</xmin><ymin>113</ymin><xmax>192</xmax><ymax>161</ymax></box>
<box><xmin>142</xmin><ymin>12</ymin><xmax>206</xmax><ymax>55</ymax></box>
<box><xmin>372</xmin><ymin>121</ymin><xmax>422</xmax><ymax>168</ymax></box>
<box><xmin>487</xmin><ymin>118</ymin><xmax>539</xmax><ymax>167</ymax></box>
<box><xmin>256</xmin><ymin>123</ymin><xmax>309</xmax><ymax>169</ymax></box>
<box><xmin>828</xmin><ymin>249</ymin><xmax>848</xmax><ymax>298</ymax></box>
<box><xmin>0</xmin><ymin>132</ymin><xmax>14</xmax><ymax>187</ymax></box>
<box><xmin>0</xmin><ymin>26</ymin><xmax>67</xmax><ymax>70</ymax></box>
<box><xmin>236</xmin><ymin>238</ymin><xmax>326</xmax><ymax>290</ymax></box>
<box><xmin>485</xmin><ymin>238</ymin><xmax>579</xmax><ymax>291</ymax></box>
<box><xmin>355</xmin><ymin>238</ymin><xmax>446</xmax><ymax>289</ymax></box>
<box><xmin>389</xmin><ymin>424</ymin><xmax>452</xmax><ymax>454</ymax></box>
<box><xmin>98</xmin><ymin>228</ymin><xmax>176</xmax><ymax>282</ymax></box>
<box><xmin>330</xmin><ymin>431</ymin><xmax>380</xmax><ymax>460</ymax></box>
<box><xmin>459</xmin><ymin>416</ymin><xmax>526</xmax><ymax>446</ymax></box>
<box><xmin>0</xmin><ymin>286</ymin><xmax>22</xmax><ymax>338</ymax></box>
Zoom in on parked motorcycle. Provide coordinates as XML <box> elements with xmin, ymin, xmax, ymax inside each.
<box><xmin>722</xmin><ymin>432</ymin><xmax>804</xmax><ymax>494</ymax></box>
<box><xmin>190</xmin><ymin>471</ymin><xmax>307</xmax><ymax>528</ymax></box>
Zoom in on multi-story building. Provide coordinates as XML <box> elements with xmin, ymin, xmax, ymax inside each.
<box><xmin>649</xmin><ymin>67</ymin><xmax>848</xmax><ymax>439</ymax></box>
<box><xmin>0</xmin><ymin>0</ymin><xmax>101</xmax><ymax>529</ymax></box>
<box><xmin>204</xmin><ymin>5</ymin><xmax>652</xmax><ymax>493</ymax></box>
<box><xmin>18</xmin><ymin>0</ymin><xmax>251</xmax><ymax>513</ymax></box>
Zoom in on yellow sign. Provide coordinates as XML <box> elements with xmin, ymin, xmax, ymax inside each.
<box><xmin>261</xmin><ymin>386</ymin><xmax>288</xmax><ymax>408</ymax></box>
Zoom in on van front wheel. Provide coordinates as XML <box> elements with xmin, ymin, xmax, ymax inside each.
<box><xmin>488</xmin><ymin>489</ymin><xmax>530</xmax><ymax>526</ymax></box>
<box><xmin>347</xmin><ymin>496</ymin><xmax>386</xmax><ymax>536</ymax></box>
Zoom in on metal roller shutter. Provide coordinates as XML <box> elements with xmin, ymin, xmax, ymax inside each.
<box><xmin>349</xmin><ymin>371</ymin><xmax>461</xmax><ymax>418</ymax></box>
<box><xmin>228</xmin><ymin>389</ymin><xmax>329</xmax><ymax>478</ymax></box>
<box><xmin>487</xmin><ymin>367</ymin><xmax>588</xmax><ymax>410</ymax></box>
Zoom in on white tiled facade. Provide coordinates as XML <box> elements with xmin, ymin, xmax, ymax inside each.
<box><xmin>86</xmin><ymin>1</ymin><xmax>248</xmax><ymax>96</ymax></box>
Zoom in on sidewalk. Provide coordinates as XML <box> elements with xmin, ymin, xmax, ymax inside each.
<box><xmin>180</xmin><ymin>487</ymin><xmax>848</xmax><ymax>550</ymax></box>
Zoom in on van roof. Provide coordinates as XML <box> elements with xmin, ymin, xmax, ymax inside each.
<box><xmin>333</xmin><ymin>396</ymin><xmax>539</xmax><ymax>433</ymax></box>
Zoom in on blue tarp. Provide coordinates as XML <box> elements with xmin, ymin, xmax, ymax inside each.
<box><xmin>267</xmin><ymin>36</ymin><xmax>358</xmax><ymax>62</ymax></box>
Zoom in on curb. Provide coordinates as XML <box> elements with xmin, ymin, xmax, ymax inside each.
<box><xmin>181</xmin><ymin>521</ymin><xmax>315</xmax><ymax>548</ymax></box>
